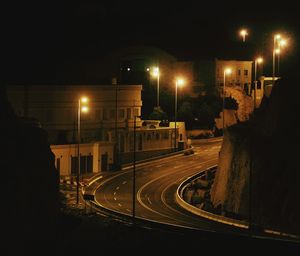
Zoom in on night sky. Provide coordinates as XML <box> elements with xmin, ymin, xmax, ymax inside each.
<box><xmin>3</xmin><ymin>1</ymin><xmax>300</xmax><ymax>83</ymax></box>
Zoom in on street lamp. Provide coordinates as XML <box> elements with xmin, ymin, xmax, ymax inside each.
<box><xmin>240</xmin><ymin>29</ymin><xmax>248</xmax><ymax>42</ymax></box>
<box><xmin>254</xmin><ymin>57</ymin><xmax>263</xmax><ymax>109</ymax></box>
<box><xmin>174</xmin><ymin>78</ymin><xmax>185</xmax><ymax>151</ymax></box>
<box><xmin>76</xmin><ymin>96</ymin><xmax>89</xmax><ymax>204</ymax></box>
<box><xmin>132</xmin><ymin>114</ymin><xmax>141</xmax><ymax>224</ymax></box>
<box><xmin>151</xmin><ymin>67</ymin><xmax>160</xmax><ymax>108</ymax></box>
<box><xmin>277</xmin><ymin>39</ymin><xmax>287</xmax><ymax>76</ymax></box>
<box><xmin>272</xmin><ymin>34</ymin><xmax>281</xmax><ymax>85</ymax></box>
<box><xmin>223</xmin><ymin>68</ymin><xmax>232</xmax><ymax>130</ymax></box>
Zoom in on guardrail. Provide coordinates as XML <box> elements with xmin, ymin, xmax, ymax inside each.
<box><xmin>176</xmin><ymin>167</ymin><xmax>300</xmax><ymax>241</ymax></box>
<box><xmin>176</xmin><ymin>165</ymin><xmax>249</xmax><ymax>229</ymax></box>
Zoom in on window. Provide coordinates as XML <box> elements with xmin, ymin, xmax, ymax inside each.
<box><xmin>163</xmin><ymin>131</ymin><xmax>169</xmax><ymax>139</ymax></box>
<box><xmin>134</xmin><ymin>108</ymin><xmax>139</xmax><ymax>117</ymax></box>
<box><xmin>237</xmin><ymin>69</ymin><xmax>241</xmax><ymax>76</ymax></box>
<box><xmin>244</xmin><ymin>70</ymin><xmax>248</xmax><ymax>76</ymax></box>
<box><xmin>103</xmin><ymin>109</ymin><xmax>108</xmax><ymax>120</ymax></box>
<box><xmin>71</xmin><ymin>156</ymin><xmax>78</xmax><ymax>175</ymax></box>
<box><xmin>110</xmin><ymin>109</ymin><xmax>116</xmax><ymax>119</ymax></box>
<box><xmin>127</xmin><ymin>108</ymin><xmax>132</xmax><ymax>119</ymax></box>
<box><xmin>118</xmin><ymin>109</ymin><xmax>125</xmax><ymax>119</ymax></box>
<box><xmin>147</xmin><ymin>133</ymin><xmax>151</xmax><ymax>141</ymax></box>
<box><xmin>156</xmin><ymin>133</ymin><xmax>160</xmax><ymax>140</ymax></box>
<box><xmin>95</xmin><ymin>109</ymin><xmax>101</xmax><ymax>120</ymax></box>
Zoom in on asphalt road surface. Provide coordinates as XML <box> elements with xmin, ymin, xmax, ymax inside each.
<box><xmin>91</xmin><ymin>138</ymin><xmax>249</xmax><ymax>235</ymax></box>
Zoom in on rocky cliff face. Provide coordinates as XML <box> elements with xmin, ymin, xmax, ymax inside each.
<box><xmin>210</xmin><ymin>67</ymin><xmax>300</xmax><ymax>234</ymax></box>
<box><xmin>1</xmin><ymin>85</ymin><xmax>60</xmax><ymax>242</ymax></box>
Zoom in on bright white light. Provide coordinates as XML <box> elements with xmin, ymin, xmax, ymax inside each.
<box><xmin>224</xmin><ymin>68</ymin><xmax>232</xmax><ymax>75</ymax></box>
<box><xmin>279</xmin><ymin>39</ymin><xmax>287</xmax><ymax>47</ymax></box>
<box><xmin>151</xmin><ymin>67</ymin><xmax>159</xmax><ymax>77</ymax></box>
<box><xmin>81</xmin><ymin>106</ymin><xmax>89</xmax><ymax>113</ymax></box>
<box><xmin>240</xmin><ymin>29</ymin><xmax>248</xmax><ymax>36</ymax></box>
<box><xmin>256</xmin><ymin>57</ymin><xmax>263</xmax><ymax>63</ymax></box>
<box><xmin>81</xmin><ymin>97</ymin><xmax>88</xmax><ymax>103</ymax></box>
<box><xmin>176</xmin><ymin>78</ymin><xmax>185</xmax><ymax>87</ymax></box>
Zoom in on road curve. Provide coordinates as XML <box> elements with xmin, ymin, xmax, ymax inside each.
<box><xmin>91</xmin><ymin>139</ymin><xmax>246</xmax><ymax>234</ymax></box>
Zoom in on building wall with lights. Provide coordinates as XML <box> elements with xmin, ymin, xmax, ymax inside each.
<box><xmin>7</xmin><ymin>84</ymin><xmax>187</xmax><ymax>173</ymax></box>
<box><xmin>6</xmin><ymin>84</ymin><xmax>143</xmax><ymax>144</ymax></box>
<box><xmin>215</xmin><ymin>59</ymin><xmax>253</xmax><ymax>93</ymax></box>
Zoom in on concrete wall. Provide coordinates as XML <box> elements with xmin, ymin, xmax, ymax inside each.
<box><xmin>216</xmin><ymin>59</ymin><xmax>253</xmax><ymax>89</ymax></box>
<box><xmin>51</xmin><ymin>142</ymin><xmax>114</xmax><ymax>176</ymax></box>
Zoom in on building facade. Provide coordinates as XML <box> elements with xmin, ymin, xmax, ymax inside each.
<box><xmin>6</xmin><ymin>84</ymin><xmax>186</xmax><ymax>175</ymax></box>
<box><xmin>215</xmin><ymin>59</ymin><xmax>253</xmax><ymax>94</ymax></box>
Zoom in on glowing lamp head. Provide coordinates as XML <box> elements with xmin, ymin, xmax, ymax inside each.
<box><xmin>240</xmin><ymin>29</ymin><xmax>248</xmax><ymax>36</ymax></box>
<box><xmin>279</xmin><ymin>39</ymin><xmax>287</xmax><ymax>47</ymax></box>
<box><xmin>151</xmin><ymin>67</ymin><xmax>160</xmax><ymax>77</ymax></box>
<box><xmin>176</xmin><ymin>78</ymin><xmax>185</xmax><ymax>87</ymax></box>
<box><xmin>256</xmin><ymin>57</ymin><xmax>263</xmax><ymax>64</ymax></box>
<box><xmin>81</xmin><ymin>97</ymin><xmax>88</xmax><ymax>103</ymax></box>
<box><xmin>275</xmin><ymin>34</ymin><xmax>281</xmax><ymax>40</ymax></box>
<box><xmin>275</xmin><ymin>48</ymin><xmax>281</xmax><ymax>54</ymax></box>
<box><xmin>224</xmin><ymin>68</ymin><xmax>232</xmax><ymax>75</ymax></box>
<box><xmin>81</xmin><ymin>106</ymin><xmax>89</xmax><ymax>113</ymax></box>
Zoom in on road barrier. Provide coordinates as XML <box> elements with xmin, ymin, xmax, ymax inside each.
<box><xmin>176</xmin><ymin>165</ymin><xmax>249</xmax><ymax>229</ymax></box>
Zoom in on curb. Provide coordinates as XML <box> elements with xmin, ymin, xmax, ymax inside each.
<box><xmin>60</xmin><ymin>177</ymin><xmax>85</xmax><ymax>187</ymax></box>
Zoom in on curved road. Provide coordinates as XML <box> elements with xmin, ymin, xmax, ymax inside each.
<box><xmin>91</xmin><ymin>138</ymin><xmax>246</xmax><ymax>234</ymax></box>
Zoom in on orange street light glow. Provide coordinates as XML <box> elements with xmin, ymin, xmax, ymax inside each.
<box><xmin>224</xmin><ymin>68</ymin><xmax>232</xmax><ymax>75</ymax></box>
<box><xmin>256</xmin><ymin>57</ymin><xmax>263</xmax><ymax>63</ymax></box>
<box><xmin>240</xmin><ymin>29</ymin><xmax>248</xmax><ymax>42</ymax></box>
<box><xmin>176</xmin><ymin>78</ymin><xmax>185</xmax><ymax>87</ymax></box>
<box><xmin>81</xmin><ymin>97</ymin><xmax>88</xmax><ymax>103</ymax></box>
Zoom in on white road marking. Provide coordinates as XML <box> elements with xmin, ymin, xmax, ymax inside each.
<box><xmin>122</xmin><ymin>181</ymin><xmax>127</xmax><ymax>185</ymax></box>
<box><xmin>116</xmin><ymin>186</ymin><xmax>119</xmax><ymax>190</ymax></box>
<box><xmin>114</xmin><ymin>197</ymin><xmax>117</xmax><ymax>201</ymax></box>
<box><xmin>126</xmin><ymin>209</ymin><xmax>131</xmax><ymax>213</ymax></box>
<box><xmin>147</xmin><ymin>197</ymin><xmax>152</xmax><ymax>205</ymax></box>
<box><xmin>155</xmin><ymin>165</ymin><xmax>163</xmax><ymax>168</ymax></box>
<box><xmin>118</xmin><ymin>203</ymin><xmax>122</xmax><ymax>207</ymax></box>
<box><xmin>113</xmin><ymin>192</ymin><xmax>117</xmax><ymax>195</ymax></box>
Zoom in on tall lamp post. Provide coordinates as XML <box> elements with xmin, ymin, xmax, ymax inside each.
<box><xmin>254</xmin><ymin>57</ymin><xmax>263</xmax><ymax>109</ymax></box>
<box><xmin>174</xmin><ymin>78</ymin><xmax>185</xmax><ymax>151</ymax></box>
<box><xmin>240</xmin><ymin>29</ymin><xmax>248</xmax><ymax>42</ymax></box>
<box><xmin>132</xmin><ymin>114</ymin><xmax>141</xmax><ymax>223</ymax></box>
<box><xmin>223</xmin><ymin>68</ymin><xmax>232</xmax><ymax>130</ymax></box>
<box><xmin>277</xmin><ymin>39</ymin><xmax>287</xmax><ymax>76</ymax></box>
<box><xmin>272</xmin><ymin>34</ymin><xmax>281</xmax><ymax>85</ymax></box>
<box><xmin>151</xmin><ymin>67</ymin><xmax>160</xmax><ymax>108</ymax></box>
<box><xmin>272</xmin><ymin>34</ymin><xmax>287</xmax><ymax>85</ymax></box>
<box><xmin>76</xmin><ymin>96</ymin><xmax>89</xmax><ymax>204</ymax></box>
